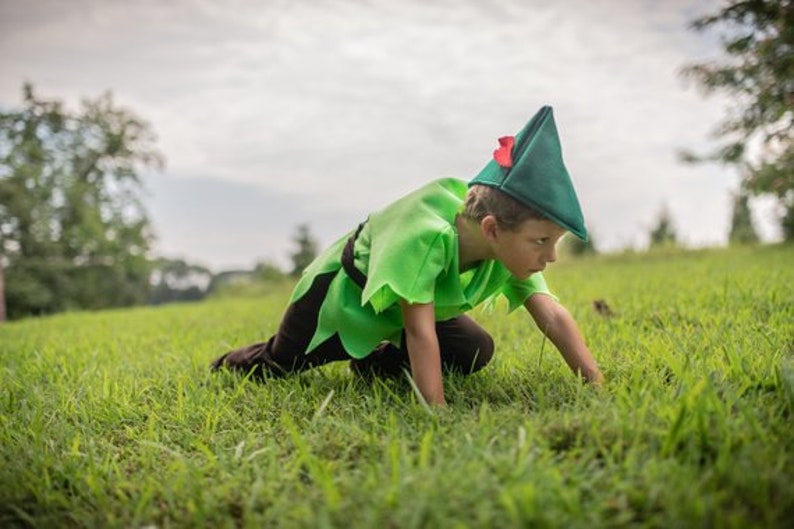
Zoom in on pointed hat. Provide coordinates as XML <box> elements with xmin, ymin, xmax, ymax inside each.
<box><xmin>469</xmin><ymin>106</ymin><xmax>587</xmax><ymax>240</ymax></box>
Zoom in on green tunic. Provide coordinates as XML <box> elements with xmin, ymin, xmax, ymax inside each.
<box><xmin>290</xmin><ymin>178</ymin><xmax>553</xmax><ymax>359</ymax></box>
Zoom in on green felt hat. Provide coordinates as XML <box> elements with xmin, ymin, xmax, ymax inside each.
<box><xmin>469</xmin><ymin>106</ymin><xmax>587</xmax><ymax>240</ymax></box>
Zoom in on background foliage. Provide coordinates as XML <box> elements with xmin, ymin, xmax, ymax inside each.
<box><xmin>683</xmin><ymin>0</ymin><xmax>794</xmax><ymax>238</ymax></box>
<box><xmin>0</xmin><ymin>84</ymin><xmax>162</xmax><ymax>318</ymax></box>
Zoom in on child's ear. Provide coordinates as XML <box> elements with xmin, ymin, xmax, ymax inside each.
<box><xmin>480</xmin><ymin>215</ymin><xmax>499</xmax><ymax>241</ymax></box>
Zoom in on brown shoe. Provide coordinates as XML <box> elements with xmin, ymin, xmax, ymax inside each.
<box><xmin>210</xmin><ymin>342</ymin><xmax>270</xmax><ymax>379</ymax></box>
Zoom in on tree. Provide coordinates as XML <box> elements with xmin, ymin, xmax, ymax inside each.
<box><xmin>681</xmin><ymin>0</ymin><xmax>794</xmax><ymax>240</ymax></box>
<box><xmin>148</xmin><ymin>258</ymin><xmax>213</xmax><ymax>305</ymax></box>
<box><xmin>0</xmin><ymin>83</ymin><xmax>163</xmax><ymax>318</ymax></box>
<box><xmin>649</xmin><ymin>205</ymin><xmax>679</xmax><ymax>248</ymax></box>
<box><xmin>0</xmin><ymin>262</ymin><xmax>5</xmax><ymax>323</ymax></box>
<box><xmin>289</xmin><ymin>223</ymin><xmax>318</xmax><ymax>277</ymax></box>
<box><xmin>728</xmin><ymin>189</ymin><xmax>761</xmax><ymax>244</ymax></box>
<box><xmin>253</xmin><ymin>260</ymin><xmax>288</xmax><ymax>283</ymax></box>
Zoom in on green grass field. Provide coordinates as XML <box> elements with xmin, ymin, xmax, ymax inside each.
<box><xmin>1</xmin><ymin>244</ymin><xmax>793</xmax><ymax>528</ymax></box>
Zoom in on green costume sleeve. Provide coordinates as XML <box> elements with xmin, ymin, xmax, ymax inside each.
<box><xmin>501</xmin><ymin>272</ymin><xmax>556</xmax><ymax>312</ymax></box>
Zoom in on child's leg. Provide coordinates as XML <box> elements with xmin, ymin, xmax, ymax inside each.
<box><xmin>211</xmin><ymin>272</ymin><xmax>351</xmax><ymax>379</ymax></box>
<box><xmin>350</xmin><ymin>315</ymin><xmax>494</xmax><ymax>377</ymax></box>
<box><xmin>436</xmin><ymin>314</ymin><xmax>495</xmax><ymax>373</ymax></box>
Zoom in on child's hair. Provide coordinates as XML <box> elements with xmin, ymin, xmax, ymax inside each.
<box><xmin>463</xmin><ymin>184</ymin><xmax>546</xmax><ymax>231</ymax></box>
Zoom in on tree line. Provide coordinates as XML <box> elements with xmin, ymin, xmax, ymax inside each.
<box><xmin>0</xmin><ymin>84</ymin><xmax>318</xmax><ymax>320</ymax></box>
<box><xmin>1</xmin><ymin>84</ymin><xmax>159</xmax><ymax>320</ymax></box>
<box><xmin>1</xmin><ymin>0</ymin><xmax>792</xmax><ymax>321</ymax></box>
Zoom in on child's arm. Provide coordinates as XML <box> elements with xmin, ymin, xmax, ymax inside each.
<box><xmin>524</xmin><ymin>293</ymin><xmax>603</xmax><ymax>385</ymax></box>
<box><xmin>400</xmin><ymin>300</ymin><xmax>446</xmax><ymax>406</ymax></box>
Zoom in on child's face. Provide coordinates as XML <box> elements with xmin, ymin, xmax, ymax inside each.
<box><xmin>489</xmin><ymin>218</ymin><xmax>567</xmax><ymax>279</ymax></box>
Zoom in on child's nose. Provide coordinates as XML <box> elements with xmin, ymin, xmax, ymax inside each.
<box><xmin>546</xmin><ymin>245</ymin><xmax>558</xmax><ymax>263</ymax></box>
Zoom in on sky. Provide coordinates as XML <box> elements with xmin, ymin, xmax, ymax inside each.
<box><xmin>0</xmin><ymin>0</ymin><xmax>781</xmax><ymax>271</ymax></box>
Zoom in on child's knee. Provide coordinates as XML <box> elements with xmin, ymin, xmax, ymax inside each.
<box><xmin>449</xmin><ymin>329</ymin><xmax>493</xmax><ymax>374</ymax></box>
<box><xmin>469</xmin><ymin>332</ymin><xmax>495</xmax><ymax>372</ymax></box>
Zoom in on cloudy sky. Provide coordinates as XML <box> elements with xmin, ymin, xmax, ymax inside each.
<box><xmin>0</xmin><ymin>0</ymin><xmax>779</xmax><ymax>271</ymax></box>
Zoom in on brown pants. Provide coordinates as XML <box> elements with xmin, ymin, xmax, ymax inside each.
<box><xmin>211</xmin><ymin>271</ymin><xmax>495</xmax><ymax>379</ymax></box>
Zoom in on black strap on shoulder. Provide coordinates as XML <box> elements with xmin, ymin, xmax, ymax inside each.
<box><xmin>341</xmin><ymin>222</ymin><xmax>367</xmax><ymax>289</ymax></box>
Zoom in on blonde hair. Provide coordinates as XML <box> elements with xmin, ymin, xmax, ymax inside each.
<box><xmin>463</xmin><ymin>184</ymin><xmax>546</xmax><ymax>231</ymax></box>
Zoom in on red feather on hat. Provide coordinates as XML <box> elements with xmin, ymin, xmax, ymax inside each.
<box><xmin>493</xmin><ymin>136</ymin><xmax>514</xmax><ymax>168</ymax></box>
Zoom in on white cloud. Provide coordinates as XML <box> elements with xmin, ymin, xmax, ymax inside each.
<box><xmin>2</xmin><ymin>0</ymin><xmax>773</xmax><ymax>271</ymax></box>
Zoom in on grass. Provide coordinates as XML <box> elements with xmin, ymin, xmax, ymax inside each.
<box><xmin>1</xmin><ymin>244</ymin><xmax>793</xmax><ymax>528</ymax></box>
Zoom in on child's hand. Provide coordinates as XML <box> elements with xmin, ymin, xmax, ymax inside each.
<box><xmin>526</xmin><ymin>295</ymin><xmax>603</xmax><ymax>385</ymax></box>
<box><xmin>586</xmin><ymin>370</ymin><xmax>604</xmax><ymax>387</ymax></box>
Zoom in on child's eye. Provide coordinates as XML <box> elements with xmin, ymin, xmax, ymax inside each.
<box><xmin>534</xmin><ymin>238</ymin><xmax>548</xmax><ymax>245</ymax></box>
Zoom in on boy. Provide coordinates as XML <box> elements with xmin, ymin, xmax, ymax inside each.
<box><xmin>211</xmin><ymin>106</ymin><xmax>603</xmax><ymax>406</ymax></box>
